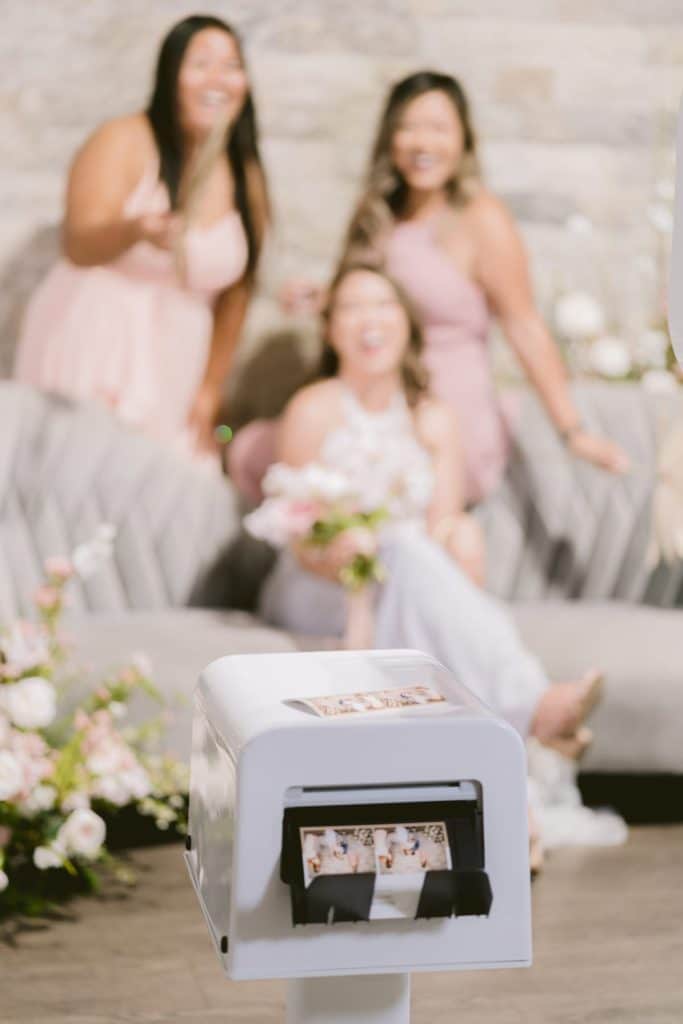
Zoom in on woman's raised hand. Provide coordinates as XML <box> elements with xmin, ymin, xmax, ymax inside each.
<box><xmin>294</xmin><ymin>526</ymin><xmax>378</xmax><ymax>582</ymax></box>
<box><xmin>186</xmin><ymin>382</ymin><xmax>221</xmax><ymax>454</ymax></box>
<box><xmin>135</xmin><ymin>211</ymin><xmax>183</xmax><ymax>251</ymax></box>
<box><xmin>278</xmin><ymin>277</ymin><xmax>326</xmax><ymax>316</ymax></box>
<box><xmin>567</xmin><ymin>429</ymin><xmax>631</xmax><ymax>475</ymax></box>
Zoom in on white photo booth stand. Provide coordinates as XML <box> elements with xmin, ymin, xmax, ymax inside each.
<box><xmin>185</xmin><ymin>650</ymin><xmax>531</xmax><ymax>1023</ymax></box>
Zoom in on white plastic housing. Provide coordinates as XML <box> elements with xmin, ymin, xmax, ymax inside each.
<box><xmin>186</xmin><ymin>649</ymin><xmax>531</xmax><ymax>980</ymax></box>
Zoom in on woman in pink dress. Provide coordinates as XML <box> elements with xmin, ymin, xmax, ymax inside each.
<box><xmin>236</xmin><ymin>71</ymin><xmax>628</xmax><ymax>530</ymax></box>
<box><xmin>14</xmin><ymin>15</ymin><xmax>269</xmax><ymax>459</ymax></box>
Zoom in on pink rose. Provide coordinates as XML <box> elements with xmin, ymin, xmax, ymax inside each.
<box><xmin>34</xmin><ymin>586</ymin><xmax>61</xmax><ymax>611</ymax></box>
<box><xmin>44</xmin><ymin>557</ymin><xmax>74</xmax><ymax>582</ymax></box>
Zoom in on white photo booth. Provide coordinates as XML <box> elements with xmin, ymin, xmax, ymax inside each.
<box><xmin>185</xmin><ymin>649</ymin><xmax>532</xmax><ymax>1023</ymax></box>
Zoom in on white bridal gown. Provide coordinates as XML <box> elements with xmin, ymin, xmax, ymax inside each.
<box><xmin>259</xmin><ymin>386</ymin><xmax>627</xmax><ymax>849</ymax></box>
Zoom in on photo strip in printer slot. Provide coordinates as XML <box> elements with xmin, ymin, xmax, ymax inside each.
<box><xmin>281</xmin><ymin>796</ymin><xmax>492</xmax><ymax>926</ymax></box>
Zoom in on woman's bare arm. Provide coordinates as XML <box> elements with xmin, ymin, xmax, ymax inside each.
<box><xmin>63</xmin><ymin>115</ymin><xmax>174</xmax><ymax>266</ymax></box>
<box><xmin>187</xmin><ymin>162</ymin><xmax>270</xmax><ymax>448</ymax></box>
<box><xmin>417</xmin><ymin>399</ymin><xmax>466</xmax><ymax>531</ymax></box>
<box><xmin>471</xmin><ymin>192</ymin><xmax>629</xmax><ymax>473</ymax></box>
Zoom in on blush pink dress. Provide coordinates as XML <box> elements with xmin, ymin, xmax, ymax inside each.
<box><xmin>385</xmin><ymin>215</ymin><xmax>510</xmax><ymax>504</ymax></box>
<box><xmin>14</xmin><ymin>161</ymin><xmax>248</xmax><ymax>459</ymax></box>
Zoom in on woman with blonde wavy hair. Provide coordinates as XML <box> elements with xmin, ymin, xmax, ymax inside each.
<box><xmin>236</xmin><ymin>70</ymin><xmax>629</xmax><ymax>574</ymax></box>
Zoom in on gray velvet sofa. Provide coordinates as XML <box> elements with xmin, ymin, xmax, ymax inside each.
<box><xmin>2</xmin><ymin>380</ymin><xmax>682</xmax><ymax>817</ymax></box>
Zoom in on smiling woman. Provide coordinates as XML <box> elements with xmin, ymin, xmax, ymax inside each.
<box><xmin>13</xmin><ymin>15</ymin><xmax>269</xmax><ymax>460</ymax></box>
<box><xmin>339</xmin><ymin>71</ymin><xmax>629</xmax><ymax>504</ymax></box>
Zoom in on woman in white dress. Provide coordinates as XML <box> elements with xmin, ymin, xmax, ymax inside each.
<box><xmin>260</xmin><ymin>264</ymin><xmax>602</xmax><ymax>767</ymax></box>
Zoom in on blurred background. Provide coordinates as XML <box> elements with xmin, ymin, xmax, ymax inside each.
<box><xmin>0</xmin><ymin>0</ymin><xmax>681</xmax><ymax>379</ymax></box>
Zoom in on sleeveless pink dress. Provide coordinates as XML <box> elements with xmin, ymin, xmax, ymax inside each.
<box><xmin>14</xmin><ymin>163</ymin><xmax>248</xmax><ymax>458</ymax></box>
<box><xmin>385</xmin><ymin>215</ymin><xmax>510</xmax><ymax>504</ymax></box>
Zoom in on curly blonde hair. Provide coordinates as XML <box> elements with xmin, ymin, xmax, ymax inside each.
<box><xmin>340</xmin><ymin>71</ymin><xmax>481</xmax><ymax>267</ymax></box>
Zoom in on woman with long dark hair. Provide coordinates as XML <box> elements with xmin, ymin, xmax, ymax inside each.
<box><xmin>14</xmin><ymin>15</ymin><xmax>269</xmax><ymax>456</ymax></box>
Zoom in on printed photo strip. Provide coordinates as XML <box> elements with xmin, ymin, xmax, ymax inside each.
<box><xmin>292</xmin><ymin>684</ymin><xmax>446</xmax><ymax>718</ymax></box>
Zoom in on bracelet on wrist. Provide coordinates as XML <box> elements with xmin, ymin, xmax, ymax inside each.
<box><xmin>558</xmin><ymin>421</ymin><xmax>584</xmax><ymax>445</ymax></box>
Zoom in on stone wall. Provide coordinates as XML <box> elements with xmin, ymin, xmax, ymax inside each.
<box><xmin>1</xmin><ymin>0</ymin><xmax>682</xmax><ymax>376</ymax></box>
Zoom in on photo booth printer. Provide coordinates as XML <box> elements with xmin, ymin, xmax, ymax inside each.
<box><xmin>186</xmin><ymin>649</ymin><xmax>531</xmax><ymax>1023</ymax></box>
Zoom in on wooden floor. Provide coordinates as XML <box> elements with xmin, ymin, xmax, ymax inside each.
<box><xmin>3</xmin><ymin>826</ymin><xmax>683</xmax><ymax>1023</ymax></box>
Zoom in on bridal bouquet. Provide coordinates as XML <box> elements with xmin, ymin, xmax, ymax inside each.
<box><xmin>244</xmin><ymin>462</ymin><xmax>387</xmax><ymax>591</ymax></box>
<box><xmin>0</xmin><ymin>526</ymin><xmax>187</xmax><ymax>919</ymax></box>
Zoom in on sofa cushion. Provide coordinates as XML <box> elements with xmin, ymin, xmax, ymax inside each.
<box><xmin>65</xmin><ymin>608</ymin><xmax>297</xmax><ymax>760</ymax></box>
<box><xmin>511</xmin><ymin>600</ymin><xmax>683</xmax><ymax>774</ymax></box>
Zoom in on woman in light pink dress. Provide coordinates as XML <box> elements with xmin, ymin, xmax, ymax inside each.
<box><xmin>14</xmin><ymin>15</ymin><xmax>269</xmax><ymax>460</ymax></box>
<box><xmin>236</xmin><ymin>71</ymin><xmax>628</xmax><ymax>519</ymax></box>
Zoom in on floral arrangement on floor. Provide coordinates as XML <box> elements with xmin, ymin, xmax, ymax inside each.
<box><xmin>0</xmin><ymin>526</ymin><xmax>188</xmax><ymax>918</ymax></box>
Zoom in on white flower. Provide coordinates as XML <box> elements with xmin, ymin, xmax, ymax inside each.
<box><xmin>262</xmin><ymin>462</ymin><xmax>355</xmax><ymax>503</ymax></box>
<box><xmin>109</xmin><ymin>701</ymin><xmax>126</xmax><ymax>720</ymax></box>
<box><xmin>0</xmin><ymin>751</ymin><xmax>23</xmax><ymax>801</ymax></box>
<box><xmin>655</xmin><ymin>179</ymin><xmax>676</xmax><ymax>201</ymax></box>
<box><xmin>93</xmin><ymin>775</ymin><xmax>131</xmax><ymax>807</ymax></box>
<box><xmin>641</xmin><ymin>370</ymin><xmax>678</xmax><ymax>394</ymax></box>
<box><xmin>1</xmin><ymin>677</ymin><xmax>57</xmax><ymax>730</ymax></box>
<box><xmin>57</xmin><ymin>809</ymin><xmax>106</xmax><ymax>860</ymax></box>
<box><xmin>130</xmin><ymin>652</ymin><xmax>153</xmax><ymax>678</ymax></box>
<box><xmin>21</xmin><ymin>784</ymin><xmax>57</xmax><ymax>815</ymax></box>
<box><xmin>0</xmin><ymin>621</ymin><xmax>50</xmax><ymax>676</ymax></box>
<box><xmin>72</xmin><ymin>523</ymin><xmax>117</xmax><ymax>579</ymax></box>
<box><xmin>555</xmin><ymin>291</ymin><xmax>605</xmax><ymax>342</ymax></box>
<box><xmin>33</xmin><ymin>844</ymin><xmax>64</xmax><ymax>870</ymax></box>
<box><xmin>565</xmin><ymin>213</ymin><xmax>594</xmax><ymax>236</ymax></box>
<box><xmin>0</xmin><ymin>714</ymin><xmax>10</xmax><ymax>746</ymax></box>
<box><xmin>634</xmin><ymin>329</ymin><xmax>670</xmax><ymax>370</ymax></box>
<box><xmin>61</xmin><ymin>791</ymin><xmax>90</xmax><ymax>813</ymax></box>
<box><xmin>0</xmin><ymin>869</ymin><xmax>8</xmax><ymax>892</ymax></box>
<box><xmin>589</xmin><ymin>335</ymin><xmax>633</xmax><ymax>379</ymax></box>
<box><xmin>648</xmin><ymin>202</ymin><xmax>674</xmax><ymax>234</ymax></box>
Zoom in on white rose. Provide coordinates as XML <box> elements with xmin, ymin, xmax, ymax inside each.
<box><xmin>130</xmin><ymin>652</ymin><xmax>153</xmax><ymax>678</ymax></box>
<box><xmin>555</xmin><ymin>291</ymin><xmax>605</xmax><ymax>342</ymax></box>
<box><xmin>71</xmin><ymin>524</ymin><xmax>116</xmax><ymax>579</ymax></box>
<box><xmin>0</xmin><ymin>869</ymin><xmax>8</xmax><ymax>892</ymax></box>
<box><xmin>641</xmin><ymin>370</ymin><xmax>678</xmax><ymax>394</ymax></box>
<box><xmin>61</xmin><ymin>791</ymin><xmax>90</xmax><ymax>813</ymax></box>
<box><xmin>21</xmin><ymin>784</ymin><xmax>57</xmax><ymax>815</ymax></box>
<box><xmin>634</xmin><ymin>330</ymin><xmax>670</xmax><ymax>370</ymax></box>
<box><xmin>86</xmin><ymin>740</ymin><xmax>125</xmax><ymax>777</ymax></box>
<box><xmin>589</xmin><ymin>336</ymin><xmax>632</xmax><ymax>379</ymax></box>
<box><xmin>2</xmin><ymin>677</ymin><xmax>57</xmax><ymax>730</ymax></box>
<box><xmin>0</xmin><ymin>751</ymin><xmax>23</xmax><ymax>801</ymax></box>
<box><xmin>648</xmin><ymin>202</ymin><xmax>674</xmax><ymax>234</ymax></box>
<box><xmin>93</xmin><ymin>775</ymin><xmax>130</xmax><ymax>807</ymax></box>
<box><xmin>109</xmin><ymin>701</ymin><xmax>126</xmax><ymax>721</ymax></box>
<box><xmin>565</xmin><ymin>213</ymin><xmax>594</xmax><ymax>236</ymax></box>
<box><xmin>0</xmin><ymin>713</ymin><xmax>10</xmax><ymax>746</ymax></box>
<box><xmin>57</xmin><ymin>809</ymin><xmax>106</xmax><ymax>860</ymax></box>
<box><xmin>119</xmin><ymin>766</ymin><xmax>151</xmax><ymax>801</ymax></box>
<box><xmin>33</xmin><ymin>844</ymin><xmax>64</xmax><ymax>870</ymax></box>
<box><xmin>0</xmin><ymin>622</ymin><xmax>50</xmax><ymax>675</ymax></box>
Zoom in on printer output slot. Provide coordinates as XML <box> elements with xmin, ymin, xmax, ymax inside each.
<box><xmin>281</xmin><ymin>791</ymin><xmax>491</xmax><ymax>926</ymax></box>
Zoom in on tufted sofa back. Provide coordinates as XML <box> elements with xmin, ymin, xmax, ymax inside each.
<box><xmin>480</xmin><ymin>382</ymin><xmax>683</xmax><ymax>605</ymax></box>
<box><xmin>0</xmin><ymin>383</ymin><xmax>242</xmax><ymax>620</ymax></box>
<box><xmin>2</xmin><ymin>381</ymin><xmax>682</xmax><ymax>620</ymax></box>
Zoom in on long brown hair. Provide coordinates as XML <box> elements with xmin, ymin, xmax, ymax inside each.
<box><xmin>318</xmin><ymin>264</ymin><xmax>429</xmax><ymax>406</ymax></box>
<box><xmin>340</xmin><ymin>71</ymin><xmax>481</xmax><ymax>266</ymax></box>
<box><xmin>146</xmin><ymin>15</ymin><xmax>269</xmax><ymax>276</ymax></box>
